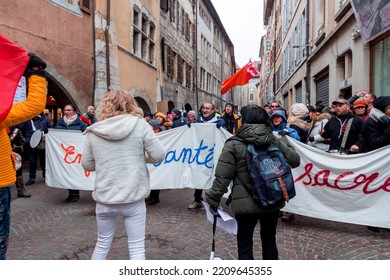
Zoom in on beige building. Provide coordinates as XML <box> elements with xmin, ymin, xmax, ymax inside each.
<box><xmin>260</xmin><ymin>0</ymin><xmax>390</xmax><ymax>110</ymax></box>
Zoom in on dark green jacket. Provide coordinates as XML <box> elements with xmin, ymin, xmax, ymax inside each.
<box><xmin>206</xmin><ymin>123</ymin><xmax>300</xmax><ymax>214</ymax></box>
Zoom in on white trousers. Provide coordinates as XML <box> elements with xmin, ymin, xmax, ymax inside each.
<box><xmin>91</xmin><ymin>199</ymin><xmax>146</xmax><ymax>260</ymax></box>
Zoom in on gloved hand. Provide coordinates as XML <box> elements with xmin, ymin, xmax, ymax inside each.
<box><xmin>187</xmin><ymin>122</ymin><xmax>191</xmax><ymax>128</ymax></box>
<box><xmin>278</xmin><ymin>128</ymin><xmax>290</xmax><ymax>136</ymax></box>
<box><xmin>308</xmin><ymin>136</ymin><xmax>315</xmax><ymax>142</ymax></box>
<box><xmin>216</xmin><ymin>123</ymin><xmax>221</xmax><ymax>129</ymax></box>
<box><xmin>25</xmin><ymin>53</ymin><xmax>47</xmax><ymax>77</ymax></box>
<box><xmin>209</xmin><ymin>205</ymin><xmax>221</xmax><ymax>218</ymax></box>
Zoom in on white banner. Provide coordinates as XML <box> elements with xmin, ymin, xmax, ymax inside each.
<box><xmin>284</xmin><ymin>138</ymin><xmax>390</xmax><ymax>228</ymax></box>
<box><xmin>46</xmin><ymin>128</ymin><xmax>390</xmax><ymax>228</ymax></box>
<box><xmin>45</xmin><ymin>124</ymin><xmax>232</xmax><ymax>191</ymax></box>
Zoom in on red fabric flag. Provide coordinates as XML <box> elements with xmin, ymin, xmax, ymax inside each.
<box><xmin>220</xmin><ymin>61</ymin><xmax>259</xmax><ymax>95</ymax></box>
<box><xmin>0</xmin><ymin>34</ymin><xmax>29</xmax><ymax>122</ymax></box>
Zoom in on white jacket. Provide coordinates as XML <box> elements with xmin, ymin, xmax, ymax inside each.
<box><xmin>81</xmin><ymin>114</ymin><xmax>165</xmax><ymax>204</ymax></box>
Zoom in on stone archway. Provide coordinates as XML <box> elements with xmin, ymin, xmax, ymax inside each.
<box><xmin>130</xmin><ymin>89</ymin><xmax>153</xmax><ymax>114</ymax></box>
<box><xmin>45</xmin><ymin>66</ymin><xmax>86</xmax><ymax>125</ymax></box>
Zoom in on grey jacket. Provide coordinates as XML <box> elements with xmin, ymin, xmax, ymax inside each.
<box><xmin>206</xmin><ymin>123</ymin><xmax>300</xmax><ymax>214</ymax></box>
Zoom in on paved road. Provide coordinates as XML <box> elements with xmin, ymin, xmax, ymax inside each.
<box><xmin>7</xmin><ymin>173</ymin><xmax>390</xmax><ymax>260</ymax></box>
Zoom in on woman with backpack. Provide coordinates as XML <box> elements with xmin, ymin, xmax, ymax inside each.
<box><xmin>205</xmin><ymin>104</ymin><xmax>300</xmax><ymax>260</ymax></box>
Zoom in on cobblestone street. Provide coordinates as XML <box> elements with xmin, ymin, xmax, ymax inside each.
<box><xmin>7</xmin><ymin>173</ymin><xmax>390</xmax><ymax>260</ymax></box>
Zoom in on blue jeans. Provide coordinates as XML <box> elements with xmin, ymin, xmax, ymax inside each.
<box><xmin>0</xmin><ymin>187</ymin><xmax>11</xmax><ymax>260</ymax></box>
<box><xmin>235</xmin><ymin>210</ymin><xmax>280</xmax><ymax>260</ymax></box>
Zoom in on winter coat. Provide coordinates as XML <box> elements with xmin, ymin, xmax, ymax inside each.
<box><xmin>81</xmin><ymin>115</ymin><xmax>165</xmax><ymax>204</ymax></box>
<box><xmin>0</xmin><ymin>75</ymin><xmax>47</xmax><ymax>188</ymax></box>
<box><xmin>55</xmin><ymin>116</ymin><xmax>87</xmax><ymax>132</ymax></box>
<box><xmin>196</xmin><ymin>113</ymin><xmax>226</xmax><ymax>128</ymax></box>
<box><xmin>205</xmin><ymin>123</ymin><xmax>300</xmax><ymax>214</ymax></box>
<box><xmin>288</xmin><ymin>115</ymin><xmax>312</xmax><ymax>143</ymax></box>
<box><xmin>308</xmin><ymin>113</ymin><xmax>332</xmax><ymax>151</ymax></box>
<box><xmin>222</xmin><ymin>113</ymin><xmax>242</xmax><ymax>134</ymax></box>
<box><xmin>270</xmin><ymin>110</ymin><xmax>300</xmax><ymax>141</ymax></box>
<box><xmin>363</xmin><ymin>108</ymin><xmax>390</xmax><ymax>151</ymax></box>
<box><xmin>321</xmin><ymin>113</ymin><xmax>364</xmax><ymax>153</ymax></box>
<box><xmin>19</xmin><ymin>113</ymin><xmax>53</xmax><ymax>144</ymax></box>
<box><xmin>172</xmin><ymin>116</ymin><xmax>188</xmax><ymax>128</ymax></box>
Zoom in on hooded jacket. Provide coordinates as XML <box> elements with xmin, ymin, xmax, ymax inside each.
<box><xmin>270</xmin><ymin>110</ymin><xmax>300</xmax><ymax>141</ymax></box>
<box><xmin>206</xmin><ymin>123</ymin><xmax>300</xmax><ymax>214</ymax></box>
<box><xmin>0</xmin><ymin>75</ymin><xmax>47</xmax><ymax>188</ymax></box>
<box><xmin>81</xmin><ymin>115</ymin><xmax>165</xmax><ymax>204</ymax></box>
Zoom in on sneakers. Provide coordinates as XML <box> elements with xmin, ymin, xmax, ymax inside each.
<box><xmin>25</xmin><ymin>179</ymin><xmax>35</xmax><ymax>186</ymax></box>
<box><xmin>64</xmin><ymin>194</ymin><xmax>80</xmax><ymax>203</ymax></box>
<box><xmin>17</xmin><ymin>190</ymin><xmax>31</xmax><ymax>198</ymax></box>
<box><xmin>188</xmin><ymin>201</ymin><xmax>202</xmax><ymax>209</ymax></box>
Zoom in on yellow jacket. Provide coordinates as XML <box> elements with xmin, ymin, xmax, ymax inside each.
<box><xmin>0</xmin><ymin>75</ymin><xmax>46</xmax><ymax>188</ymax></box>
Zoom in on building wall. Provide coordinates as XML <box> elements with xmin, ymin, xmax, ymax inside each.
<box><xmin>94</xmin><ymin>0</ymin><xmax>160</xmax><ymax>113</ymax></box>
<box><xmin>0</xmin><ymin>0</ymin><xmax>94</xmax><ymax>113</ymax></box>
<box><xmin>160</xmin><ymin>0</ymin><xmax>197</xmax><ymax>113</ymax></box>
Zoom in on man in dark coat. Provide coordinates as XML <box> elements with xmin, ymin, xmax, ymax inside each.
<box><xmin>321</xmin><ymin>99</ymin><xmax>364</xmax><ymax>154</ymax></box>
<box><xmin>363</xmin><ymin>96</ymin><xmax>390</xmax><ymax>151</ymax></box>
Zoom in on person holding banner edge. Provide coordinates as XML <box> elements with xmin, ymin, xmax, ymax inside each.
<box><xmin>188</xmin><ymin>101</ymin><xmax>226</xmax><ymax>210</ymax></box>
<box><xmin>81</xmin><ymin>90</ymin><xmax>165</xmax><ymax>259</ymax></box>
<box><xmin>0</xmin><ymin>50</ymin><xmax>47</xmax><ymax>260</ymax></box>
<box><xmin>55</xmin><ymin>104</ymin><xmax>87</xmax><ymax>203</ymax></box>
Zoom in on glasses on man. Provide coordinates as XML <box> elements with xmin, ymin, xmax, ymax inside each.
<box><xmin>271</xmin><ymin>105</ymin><xmax>280</xmax><ymax>108</ymax></box>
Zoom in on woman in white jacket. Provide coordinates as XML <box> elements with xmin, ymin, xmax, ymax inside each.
<box><xmin>82</xmin><ymin>90</ymin><xmax>165</xmax><ymax>260</ymax></box>
<box><xmin>307</xmin><ymin>112</ymin><xmax>332</xmax><ymax>151</ymax></box>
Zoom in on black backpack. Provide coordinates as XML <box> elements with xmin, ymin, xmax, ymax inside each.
<box><xmin>228</xmin><ymin>136</ymin><xmax>296</xmax><ymax>209</ymax></box>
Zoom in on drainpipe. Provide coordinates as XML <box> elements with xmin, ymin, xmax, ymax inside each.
<box><xmin>273</xmin><ymin>2</ymin><xmax>277</xmax><ymax>99</ymax></box>
<box><xmin>194</xmin><ymin>0</ymin><xmax>199</xmax><ymax>111</ymax></box>
<box><xmin>305</xmin><ymin>0</ymin><xmax>311</xmax><ymax>104</ymax></box>
<box><xmin>91</xmin><ymin>0</ymin><xmax>96</xmax><ymax>106</ymax></box>
<box><xmin>105</xmin><ymin>0</ymin><xmax>111</xmax><ymax>91</ymax></box>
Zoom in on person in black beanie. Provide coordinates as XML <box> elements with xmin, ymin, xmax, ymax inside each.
<box><xmin>171</xmin><ymin>108</ymin><xmax>187</xmax><ymax>128</ymax></box>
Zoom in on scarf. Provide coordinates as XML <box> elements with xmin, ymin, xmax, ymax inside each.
<box><xmin>63</xmin><ymin>114</ymin><xmax>77</xmax><ymax>126</ymax></box>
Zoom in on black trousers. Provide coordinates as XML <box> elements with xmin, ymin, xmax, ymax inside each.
<box><xmin>235</xmin><ymin>210</ymin><xmax>280</xmax><ymax>260</ymax></box>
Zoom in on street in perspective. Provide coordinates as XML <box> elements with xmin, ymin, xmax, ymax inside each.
<box><xmin>7</xmin><ymin>172</ymin><xmax>390</xmax><ymax>260</ymax></box>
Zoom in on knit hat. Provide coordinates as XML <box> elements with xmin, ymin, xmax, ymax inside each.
<box><xmin>148</xmin><ymin>119</ymin><xmax>161</xmax><ymax>130</ymax></box>
<box><xmin>172</xmin><ymin>108</ymin><xmax>181</xmax><ymax>116</ymax></box>
<box><xmin>187</xmin><ymin>110</ymin><xmax>197</xmax><ymax>118</ymax></box>
<box><xmin>225</xmin><ymin>100</ymin><xmax>234</xmax><ymax>107</ymax></box>
<box><xmin>373</xmin><ymin>96</ymin><xmax>390</xmax><ymax>113</ymax></box>
<box><xmin>155</xmin><ymin>112</ymin><xmax>167</xmax><ymax>121</ymax></box>
<box><xmin>290</xmin><ymin>103</ymin><xmax>309</xmax><ymax>117</ymax></box>
<box><xmin>353</xmin><ymin>99</ymin><xmax>368</xmax><ymax>108</ymax></box>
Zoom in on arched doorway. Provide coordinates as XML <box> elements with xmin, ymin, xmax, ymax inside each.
<box><xmin>135</xmin><ymin>97</ymin><xmax>151</xmax><ymax>114</ymax></box>
<box><xmin>46</xmin><ymin>74</ymin><xmax>77</xmax><ymax>126</ymax></box>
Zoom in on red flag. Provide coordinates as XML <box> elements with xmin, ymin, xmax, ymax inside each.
<box><xmin>220</xmin><ymin>61</ymin><xmax>259</xmax><ymax>94</ymax></box>
<box><xmin>0</xmin><ymin>34</ymin><xmax>29</xmax><ymax>122</ymax></box>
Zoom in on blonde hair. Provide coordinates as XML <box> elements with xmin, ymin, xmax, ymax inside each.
<box><xmin>98</xmin><ymin>90</ymin><xmax>143</xmax><ymax>121</ymax></box>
